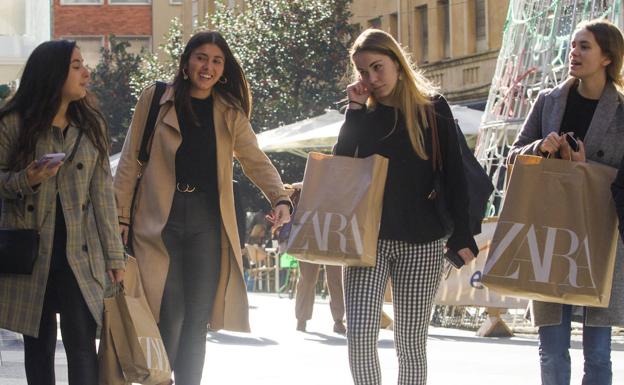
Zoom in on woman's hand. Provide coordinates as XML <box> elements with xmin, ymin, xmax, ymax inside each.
<box><xmin>271</xmin><ymin>204</ymin><xmax>291</xmax><ymax>229</ymax></box>
<box><xmin>457</xmin><ymin>247</ymin><xmax>476</xmax><ymax>265</ymax></box>
<box><xmin>119</xmin><ymin>224</ymin><xmax>129</xmax><ymax>246</ymax></box>
<box><xmin>25</xmin><ymin>160</ymin><xmax>63</xmax><ymax>187</ymax></box>
<box><xmin>538</xmin><ymin>132</ymin><xmax>562</xmax><ymax>155</ymax></box>
<box><xmin>107</xmin><ymin>268</ymin><xmax>125</xmax><ymax>284</ymax></box>
<box><xmin>346</xmin><ymin>80</ymin><xmax>370</xmax><ymax>109</ymax></box>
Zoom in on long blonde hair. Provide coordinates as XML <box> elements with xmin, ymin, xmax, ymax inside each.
<box><xmin>350</xmin><ymin>29</ymin><xmax>438</xmax><ymax>160</ymax></box>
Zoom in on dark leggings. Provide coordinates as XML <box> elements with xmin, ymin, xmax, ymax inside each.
<box><xmin>23</xmin><ymin>250</ymin><xmax>98</xmax><ymax>385</ymax></box>
<box><xmin>24</xmin><ymin>196</ymin><xmax>97</xmax><ymax>385</ymax></box>
<box><xmin>159</xmin><ymin>191</ymin><xmax>222</xmax><ymax>385</ymax></box>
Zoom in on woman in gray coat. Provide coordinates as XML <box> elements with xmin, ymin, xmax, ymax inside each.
<box><xmin>509</xmin><ymin>19</ymin><xmax>624</xmax><ymax>385</ymax></box>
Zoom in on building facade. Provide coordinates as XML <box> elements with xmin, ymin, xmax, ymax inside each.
<box><xmin>0</xmin><ymin>0</ymin><xmax>51</xmax><ymax>83</ymax></box>
<box><xmin>152</xmin><ymin>0</ymin><xmax>183</xmax><ymax>55</ymax></box>
<box><xmin>179</xmin><ymin>0</ymin><xmax>245</xmax><ymax>37</ymax></box>
<box><xmin>350</xmin><ymin>0</ymin><xmax>509</xmax><ymax>108</ymax></box>
<box><xmin>52</xmin><ymin>0</ymin><xmax>153</xmax><ymax>68</ymax></box>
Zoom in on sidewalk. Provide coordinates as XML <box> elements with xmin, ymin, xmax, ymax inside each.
<box><xmin>1</xmin><ymin>293</ymin><xmax>623</xmax><ymax>384</ymax></box>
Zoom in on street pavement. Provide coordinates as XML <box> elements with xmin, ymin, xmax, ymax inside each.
<box><xmin>1</xmin><ymin>292</ymin><xmax>623</xmax><ymax>384</ymax></box>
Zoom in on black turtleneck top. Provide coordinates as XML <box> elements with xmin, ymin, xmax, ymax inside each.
<box><xmin>334</xmin><ymin>95</ymin><xmax>478</xmax><ymax>255</ymax></box>
<box><xmin>175</xmin><ymin>96</ymin><xmax>219</xmax><ymax>201</ymax></box>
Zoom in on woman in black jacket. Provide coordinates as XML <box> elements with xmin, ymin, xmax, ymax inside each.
<box><xmin>334</xmin><ymin>29</ymin><xmax>477</xmax><ymax>385</ymax></box>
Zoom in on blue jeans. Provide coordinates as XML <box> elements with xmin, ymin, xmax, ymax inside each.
<box><xmin>538</xmin><ymin>305</ymin><xmax>612</xmax><ymax>385</ymax></box>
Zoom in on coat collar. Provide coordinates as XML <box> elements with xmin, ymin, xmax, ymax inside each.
<box><xmin>546</xmin><ymin>77</ymin><xmax>621</xmax><ymax>148</ymax></box>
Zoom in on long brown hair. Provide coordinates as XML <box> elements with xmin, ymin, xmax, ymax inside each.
<box><xmin>0</xmin><ymin>40</ymin><xmax>109</xmax><ymax>170</ymax></box>
<box><xmin>350</xmin><ymin>29</ymin><xmax>437</xmax><ymax>160</ymax></box>
<box><xmin>172</xmin><ymin>31</ymin><xmax>252</xmax><ymax>120</ymax></box>
<box><xmin>576</xmin><ymin>18</ymin><xmax>624</xmax><ymax>88</ymax></box>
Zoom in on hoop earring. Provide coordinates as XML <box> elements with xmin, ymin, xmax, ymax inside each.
<box><xmin>219</xmin><ymin>75</ymin><xmax>228</xmax><ymax>84</ymax></box>
<box><xmin>183</xmin><ymin>68</ymin><xmax>189</xmax><ymax>80</ymax></box>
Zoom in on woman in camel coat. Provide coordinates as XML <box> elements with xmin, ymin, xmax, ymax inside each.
<box><xmin>114</xmin><ymin>31</ymin><xmax>291</xmax><ymax>385</ymax></box>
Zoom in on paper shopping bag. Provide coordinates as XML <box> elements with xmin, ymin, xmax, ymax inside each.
<box><xmin>104</xmin><ymin>257</ymin><xmax>171</xmax><ymax>385</ymax></box>
<box><xmin>98</xmin><ymin>302</ymin><xmax>130</xmax><ymax>385</ymax></box>
<box><xmin>287</xmin><ymin>152</ymin><xmax>388</xmax><ymax>266</ymax></box>
<box><xmin>482</xmin><ymin>155</ymin><xmax>619</xmax><ymax>307</ymax></box>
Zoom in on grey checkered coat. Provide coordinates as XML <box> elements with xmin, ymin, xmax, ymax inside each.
<box><xmin>0</xmin><ymin>113</ymin><xmax>125</xmax><ymax>337</ymax></box>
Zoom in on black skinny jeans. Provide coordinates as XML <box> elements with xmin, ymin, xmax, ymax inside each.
<box><xmin>24</xmin><ymin>199</ymin><xmax>98</xmax><ymax>385</ymax></box>
<box><xmin>160</xmin><ymin>190</ymin><xmax>221</xmax><ymax>385</ymax></box>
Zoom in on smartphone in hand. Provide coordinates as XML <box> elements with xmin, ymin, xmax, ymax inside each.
<box><xmin>36</xmin><ymin>153</ymin><xmax>66</xmax><ymax>168</ymax></box>
<box><xmin>444</xmin><ymin>249</ymin><xmax>465</xmax><ymax>269</ymax></box>
<box><xmin>564</xmin><ymin>133</ymin><xmax>579</xmax><ymax>152</ymax></box>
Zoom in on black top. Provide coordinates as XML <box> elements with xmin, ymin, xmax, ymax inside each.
<box><xmin>175</xmin><ymin>96</ymin><xmax>219</xmax><ymax>201</ymax></box>
<box><xmin>559</xmin><ymin>84</ymin><xmax>599</xmax><ymax>140</ymax></box>
<box><xmin>334</xmin><ymin>96</ymin><xmax>478</xmax><ymax>255</ymax></box>
<box><xmin>52</xmin><ymin>126</ymin><xmax>70</xmax><ymax>268</ymax></box>
<box><xmin>613</xmin><ymin>155</ymin><xmax>624</xmax><ymax>239</ymax></box>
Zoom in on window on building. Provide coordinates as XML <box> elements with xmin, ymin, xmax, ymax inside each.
<box><xmin>0</xmin><ymin>0</ymin><xmax>26</xmax><ymax>35</ymax></box>
<box><xmin>169</xmin><ymin>0</ymin><xmax>182</xmax><ymax>4</ymax></box>
<box><xmin>389</xmin><ymin>13</ymin><xmax>398</xmax><ymax>40</ymax></box>
<box><xmin>475</xmin><ymin>0</ymin><xmax>487</xmax><ymax>51</ymax></box>
<box><xmin>60</xmin><ymin>0</ymin><xmax>103</xmax><ymax>4</ymax></box>
<box><xmin>462</xmin><ymin>66</ymin><xmax>479</xmax><ymax>85</ymax></box>
<box><xmin>415</xmin><ymin>5</ymin><xmax>428</xmax><ymax>63</ymax></box>
<box><xmin>368</xmin><ymin>17</ymin><xmax>381</xmax><ymax>29</ymax></box>
<box><xmin>109</xmin><ymin>0</ymin><xmax>151</xmax><ymax>4</ymax></box>
<box><xmin>439</xmin><ymin>0</ymin><xmax>450</xmax><ymax>58</ymax></box>
<box><xmin>66</xmin><ymin>36</ymin><xmax>103</xmax><ymax>68</ymax></box>
<box><xmin>116</xmin><ymin>36</ymin><xmax>151</xmax><ymax>55</ymax></box>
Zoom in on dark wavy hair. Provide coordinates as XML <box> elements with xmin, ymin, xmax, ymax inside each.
<box><xmin>173</xmin><ymin>31</ymin><xmax>252</xmax><ymax>121</ymax></box>
<box><xmin>0</xmin><ymin>40</ymin><xmax>109</xmax><ymax>170</ymax></box>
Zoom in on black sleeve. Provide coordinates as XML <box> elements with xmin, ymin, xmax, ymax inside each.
<box><xmin>612</xmin><ymin>155</ymin><xmax>624</xmax><ymax>239</ymax></box>
<box><xmin>334</xmin><ymin>108</ymin><xmax>367</xmax><ymax>157</ymax></box>
<box><xmin>434</xmin><ymin>96</ymin><xmax>478</xmax><ymax>256</ymax></box>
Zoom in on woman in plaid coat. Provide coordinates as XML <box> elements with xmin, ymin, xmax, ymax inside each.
<box><xmin>0</xmin><ymin>40</ymin><xmax>125</xmax><ymax>385</ymax></box>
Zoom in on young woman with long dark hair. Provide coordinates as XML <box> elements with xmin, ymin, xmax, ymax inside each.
<box><xmin>114</xmin><ymin>31</ymin><xmax>291</xmax><ymax>385</ymax></box>
<box><xmin>0</xmin><ymin>40</ymin><xmax>125</xmax><ymax>385</ymax></box>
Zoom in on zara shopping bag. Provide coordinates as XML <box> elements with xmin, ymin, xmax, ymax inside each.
<box><xmin>99</xmin><ymin>257</ymin><xmax>171</xmax><ymax>385</ymax></box>
<box><xmin>98</xmin><ymin>303</ymin><xmax>129</xmax><ymax>385</ymax></box>
<box><xmin>482</xmin><ymin>155</ymin><xmax>619</xmax><ymax>307</ymax></box>
<box><xmin>286</xmin><ymin>152</ymin><xmax>388</xmax><ymax>266</ymax></box>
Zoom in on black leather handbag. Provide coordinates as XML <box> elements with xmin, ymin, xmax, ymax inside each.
<box><xmin>0</xmin><ymin>229</ymin><xmax>39</xmax><ymax>274</ymax></box>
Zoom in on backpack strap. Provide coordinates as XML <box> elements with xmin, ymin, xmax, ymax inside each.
<box><xmin>137</xmin><ymin>81</ymin><xmax>167</xmax><ymax>166</ymax></box>
<box><xmin>126</xmin><ymin>81</ymin><xmax>166</xmax><ymax>254</ymax></box>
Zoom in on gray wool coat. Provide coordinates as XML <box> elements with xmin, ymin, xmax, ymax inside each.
<box><xmin>509</xmin><ymin>77</ymin><xmax>624</xmax><ymax>327</ymax></box>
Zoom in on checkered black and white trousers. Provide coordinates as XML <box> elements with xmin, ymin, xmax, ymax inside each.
<box><xmin>345</xmin><ymin>238</ymin><xmax>445</xmax><ymax>385</ymax></box>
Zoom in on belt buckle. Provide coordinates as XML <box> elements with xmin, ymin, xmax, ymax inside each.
<box><xmin>176</xmin><ymin>183</ymin><xmax>196</xmax><ymax>193</ymax></box>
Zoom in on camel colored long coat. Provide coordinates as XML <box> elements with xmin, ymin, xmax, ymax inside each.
<box><xmin>114</xmin><ymin>84</ymin><xmax>289</xmax><ymax>332</ymax></box>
